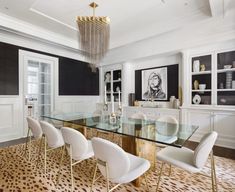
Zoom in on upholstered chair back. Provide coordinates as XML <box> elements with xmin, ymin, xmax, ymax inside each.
<box><xmin>156</xmin><ymin>116</ymin><xmax>179</xmax><ymax>136</ymax></box>
<box><xmin>91</xmin><ymin>137</ymin><xmax>130</xmax><ymax>180</ymax></box>
<box><xmin>193</xmin><ymin>131</ymin><xmax>218</xmax><ymax>168</ymax></box>
<box><xmin>27</xmin><ymin>117</ymin><xmax>42</xmax><ymax>139</ymax></box>
<box><xmin>40</xmin><ymin>121</ymin><xmax>64</xmax><ymax>148</ymax></box>
<box><xmin>61</xmin><ymin>127</ymin><xmax>88</xmax><ymax>160</ymax></box>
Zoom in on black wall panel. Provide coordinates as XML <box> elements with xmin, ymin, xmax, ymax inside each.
<box><xmin>59</xmin><ymin>58</ymin><xmax>99</xmax><ymax>95</ymax></box>
<box><xmin>135</xmin><ymin>64</ymin><xmax>179</xmax><ymax>101</ymax></box>
<box><xmin>0</xmin><ymin>43</ymin><xmax>19</xmax><ymax>95</ymax></box>
<box><xmin>0</xmin><ymin>41</ymin><xmax>99</xmax><ymax>96</ymax></box>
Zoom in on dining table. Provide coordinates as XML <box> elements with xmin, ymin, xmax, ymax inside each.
<box><xmin>42</xmin><ymin>112</ymin><xmax>198</xmax><ymax>187</ymax></box>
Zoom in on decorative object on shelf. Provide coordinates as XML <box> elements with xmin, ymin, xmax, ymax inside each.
<box><xmin>232</xmin><ymin>81</ymin><xmax>235</xmax><ymax>89</ymax></box>
<box><xmin>199</xmin><ymin>84</ymin><xmax>206</xmax><ymax>90</ymax></box>
<box><xmin>104</xmin><ymin>72</ymin><xmax>111</xmax><ymax>82</ymax></box>
<box><xmin>77</xmin><ymin>2</ymin><xmax>110</xmax><ymax>72</ymax></box>
<box><xmin>193</xmin><ymin>80</ymin><xmax>199</xmax><ymax>90</ymax></box>
<box><xmin>233</xmin><ymin>61</ymin><xmax>235</xmax><ymax>68</ymax></box>
<box><xmin>226</xmin><ymin>71</ymin><xmax>232</xmax><ymax>89</ymax></box>
<box><xmin>174</xmin><ymin>99</ymin><xmax>180</xmax><ymax>109</ymax></box>
<box><xmin>116</xmin><ymin>86</ymin><xmax>120</xmax><ymax>92</ymax></box>
<box><xmin>170</xmin><ymin>96</ymin><xmax>176</xmax><ymax>108</ymax></box>
<box><xmin>178</xmin><ymin>86</ymin><xmax>183</xmax><ymax>106</ymax></box>
<box><xmin>128</xmin><ymin>93</ymin><xmax>135</xmax><ymax>106</ymax></box>
<box><xmin>118</xmin><ymin>71</ymin><xmax>121</xmax><ymax>80</ymax></box>
<box><xmin>200</xmin><ymin>64</ymin><xmax>206</xmax><ymax>71</ymax></box>
<box><xmin>134</xmin><ymin>100</ymin><xmax>139</xmax><ymax>106</ymax></box>
<box><xmin>220</xmin><ymin>98</ymin><xmax>227</xmax><ymax>104</ymax></box>
<box><xmin>224</xmin><ymin>65</ymin><xmax>232</xmax><ymax>69</ymax></box>
<box><xmin>193</xmin><ymin>94</ymin><xmax>201</xmax><ymax>104</ymax></box>
<box><xmin>193</xmin><ymin>60</ymin><xmax>200</xmax><ymax>72</ymax></box>
<box><xmin>219</xmin><ymin>83</ymin><xmax>224</xmax><ymax>89</ymax></box>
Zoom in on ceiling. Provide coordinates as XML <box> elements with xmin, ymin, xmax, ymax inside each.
<box><xmin>0</xmin><ymin>0</ymin><xmax>234</xmax><ymax>50</ymax></box>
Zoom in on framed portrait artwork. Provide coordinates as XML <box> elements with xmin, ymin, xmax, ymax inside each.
<box><xmin>141</xmin><ymin>67</ymin><xmax>168</xmax><ymax>101</ymax></box>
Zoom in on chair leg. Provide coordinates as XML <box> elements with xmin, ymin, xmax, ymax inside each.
<box><xmin>56</xmin><ymin>146</ymin><xmax>65</xmax><ymax>184</ymax></box>
<box><xmin>105</xmin><ymin>164</ymin><xmax>110</xmax><ymax>192</ymax></box>
<box><xmin>70</xmin><ymin>147</ymin><xmax>74</xmax><ymax>191</ymax></box>
<box><xmin>144</xmin><ymin>173</ymin><xmax>150</xmax><ymax>192</ymax></box>
<box><xmin>168</xmin><ymin>164</ymin><xmax>172</xmax><ymax>177</ymax></box>
<box><xmin>90</xmin><ymin>162</ymin><xmax>98</xmax><ymax>192</ymax></box>
<box><xmin>36</xmin><ymin>137</ymin><xmax>44</xmax><ymax>168</ymax></box>
<box><xmin>210</xmin><ymin>151</ymin><xmax>218</xmax><ymax>192</ymax></box>
<box><xmin>44</xmin><ymin>137</ymin><xmax>47</xmax><ymax>174</ymax></box>
<box><xmin>156</xmin><ymin>162</ymin><xmax>165</xmax><ymax>192</ymax></box>
<box><xmin>24</xmin><ymin>128</ymin><xmax>30</xmax><ymax>158</ymax></box>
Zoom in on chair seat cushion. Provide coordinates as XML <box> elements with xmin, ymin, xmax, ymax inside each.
<box><xmin>73</xmin><ymin>140</ymin><xmax>94</xmax><ymax>161</ymax></box>
<box><xmin>157</xmin><ymin>146</ymin><xmax>200</xmax><ymax>173</ymax></box>
<box><xmin>111</xmin><ymin>153</ymin><xmax>150</xmax><ymax>184</ymax></box>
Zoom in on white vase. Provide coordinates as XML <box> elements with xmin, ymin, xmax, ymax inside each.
<box><xmin>193</xmin><ymin>60</ymin><xmax>200</xmax><ymax>72</ymax></box>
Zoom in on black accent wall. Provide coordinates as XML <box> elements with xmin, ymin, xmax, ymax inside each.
<box><xmin>0</xmin><ymin>41</ymin><xmax>99</xmax><ymax>96</ymax></box>
<box><xmin>0</xmin><ymin>43</ymin><xmax>19</xmax><ymax>95</ymax></box>
<box><xmin>135</xmin><ymin>64</ymin><xmax>179</xmax><ymax>101</ymax></box>
<box><xmin>59</xmin><ymin>57</ymin><xmax>99</xmax><ymax>95</ymax></box>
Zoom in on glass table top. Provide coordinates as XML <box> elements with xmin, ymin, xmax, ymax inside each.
<box><xmin>42</xmin><ymin>112</ymin><xmax>198</xmax><ymax>148</ymax></box>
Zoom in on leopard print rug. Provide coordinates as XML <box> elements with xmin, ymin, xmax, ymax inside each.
<box><xmin>0</xmin><ymin>135</ymin><xmax>234</xmax><ymax>192</ymax></box>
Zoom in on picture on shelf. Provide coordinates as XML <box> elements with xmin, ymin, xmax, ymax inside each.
<box><xmin>142</xmin><ymin>67</ymin><xmax>167</xmax><ymax>100</ymax></box>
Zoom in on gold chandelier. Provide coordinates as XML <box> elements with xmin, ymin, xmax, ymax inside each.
<box><xmin>77</xmin><ymin>2</ymin><xmax>110</xmax><ymax>71</ymax></box>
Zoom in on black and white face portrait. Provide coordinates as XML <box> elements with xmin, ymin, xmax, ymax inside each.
<box><xmin>142</xmin><ymin>67</ymin><xmax>167</xmax><ymax>100</ymax></box>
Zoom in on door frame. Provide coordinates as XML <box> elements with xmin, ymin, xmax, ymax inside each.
<box><xmin>19</xmin><ymin>50</ymin><xmax>58</xmax><ymax>136</ymax></box>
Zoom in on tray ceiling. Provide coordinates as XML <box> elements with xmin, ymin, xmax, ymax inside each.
<box><xmin>0</xmin><ymin>0</ymin><xmax>233</xmax><ymax>49</ymax></box>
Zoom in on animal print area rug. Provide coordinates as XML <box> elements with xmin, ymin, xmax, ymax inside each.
<box><xmin>0</xmin><ymin>140</ymin><xmax>234</xmax><ymax>192</ymax></box>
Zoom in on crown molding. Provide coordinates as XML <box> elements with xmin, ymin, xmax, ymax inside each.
<box><xmin>0</xmin><ymin>13</ymin><xmax>81</xmax><ymax>51</ymax></box>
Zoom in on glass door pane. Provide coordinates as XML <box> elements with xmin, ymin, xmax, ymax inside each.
<box><xmin>26</xmin><ymin>60</ymin><xmax>52</xmax><ymax>118</ymax></box>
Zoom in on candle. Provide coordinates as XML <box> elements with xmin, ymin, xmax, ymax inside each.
<box><xmin>111</xmin><ymin>94</ymin><xmax>114</xmax><ymax>113</ymax></box>
<box><xmin>104</xmin><ymin>85</ymin><xmax>107</xmax><ymax>103</ymax></box>
<box><xmin>118</xmin><ymin>90</ymin><xmax>121</xmax><ymax>106</ymax></box>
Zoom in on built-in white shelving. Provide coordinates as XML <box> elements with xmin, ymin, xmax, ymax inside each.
<box><xmin>192</xmin><ymin>71</ymin><xmax>211</xmax><ymax>75</ymax></box>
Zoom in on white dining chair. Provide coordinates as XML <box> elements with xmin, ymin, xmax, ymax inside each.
<box><xmin>90</xmin><ymin>137</ymin><xmax>150</xmax><ymax>192</ymax></box>
<box><xmin>25</xmin><ymin>117</ymin><xmax>43</xmax><ymax>160</ymax></box>
<box><xmin>40</xmin><ymin>121</ymin><xmax>65</xmax><ymax>174</ymax></box>
<box><xmin>156</xmin><ymin>115</ymin><xmax>179</xmax><ymax>145</ymax></box>
<box><xmin>155</xmin><ymin>116</ymin><xmax>179</xmax><ymax>175</ymax></box>
<box><xmin>58</xmin><ymin>127</ymin><xmax>94</xmax><ymax>190</ymax></box>
<box><xmin>156</xmin><ymin>131</ymin><xmax>218</xmax><ymax>192</ymax></box>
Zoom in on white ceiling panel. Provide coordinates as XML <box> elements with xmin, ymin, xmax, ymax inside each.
<box><xmin>0</xmin><ymin>0</ymin><xmax>232</xmax><ymax>49</ymax></box>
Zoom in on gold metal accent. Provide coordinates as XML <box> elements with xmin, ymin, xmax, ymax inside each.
<box><xmin>156</xmin><ymin>162</ymin><xmax>164</xmax><ymax>192</ymax></box>
<box><xmin>76</xmin><ymin>2</ymin><xmax>110</xmax><ymax>71</ymax></box>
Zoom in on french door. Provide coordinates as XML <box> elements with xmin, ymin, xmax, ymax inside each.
<box><xmin>19</xmin><ymin>50</ymin><xmax>58</xmax><ymax>135</ymax></box>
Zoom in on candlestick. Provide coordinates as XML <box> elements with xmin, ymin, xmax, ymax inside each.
<box><xmin>104</xmin><ymin>84</ymin><xmax>107</xmax><ymax>104</ymax></box>
<box><xmin>118</xmin><ymin>90</ymin><xmax>121</xmax><ymax>106</ymax></box>
<box><xmin>111</xmin><ymin>94</ymin><xmax>114</xmax><ymax>113</ymax></box>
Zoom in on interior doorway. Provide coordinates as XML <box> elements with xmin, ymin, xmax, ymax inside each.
<box><xmin>19</xmin><ymin>50</ymin><xmax>58</xmax><ymax>135</ymax></box>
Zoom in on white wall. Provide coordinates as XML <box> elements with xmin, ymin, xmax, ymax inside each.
<box><xmin>0</xmin><ymin>29</ymin><xmax>100</xmax><ymax>142</ymax></box>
